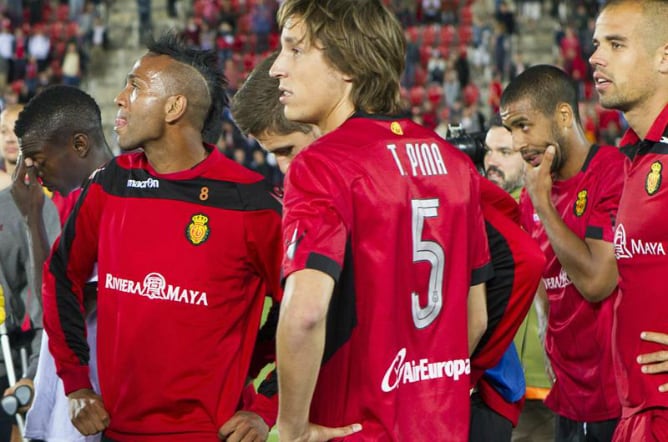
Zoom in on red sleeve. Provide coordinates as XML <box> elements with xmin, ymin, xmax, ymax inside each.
<box><xmin>585</xmin><ymin>152</ymin><xmax>625</xmax><ymax>242</ymax></box>
<box><xmin>470</xmin><ymin>191</ymin><xmax>546</xmax><ymax>381</ymax></box>
<box><xmin>479</xmin><ymin>177</ymin><xmax>520</xmax><ymax>224</ymax></box>
<box><xmin>469</xmin><ymin>171</ymin><xmax>493</xmax><ymax>285</ymax></box>
<box><xmin>281</xmin><ymin>153</ymin><xmax>349</xmax><ymax>283</ymax></box>
<box><xmin>43</xmin><ymin>178</ymin><xmax>104</xmax><ymax>394</ymax></box>
<box><xmin>241</xmin><ymin>371</ymin><xmax>278</xmax><ymax>428</ymax></box>
<box><xmin>477</xmin><ymin>377</ymin><xmax>524</xmax><ymax>427</ymax></box>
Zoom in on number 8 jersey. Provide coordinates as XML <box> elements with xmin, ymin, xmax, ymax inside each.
<box><xmin>281</xmin><ymin>113</ymin><xmax>492</xmax><ymax>441</ymax></box>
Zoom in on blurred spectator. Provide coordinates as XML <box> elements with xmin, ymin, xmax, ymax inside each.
<box><xmin>61</xmin><ymin>40</ymin><xmax>82</xmax><ymax>86</ymax></box>
<box><xmin>427</xmin><ymin>48</ymin><xmax>446</xmax><ymax>84</ymax></box>
<box><xmin>422</xmin><ymin>0</ymin><xmax>442</xmax><ymax>24</ymax></box>
<box><xmin>509</xmin><ymin>51</ymin><xmax>528</xmax><ymax>80</ymax></box>
<box><xmin>0</xmin><ymin>22</ymin><xmax>13</xmax><ymax>89</ymax></box>
<box><xmin>27</xmin><ymin>25</ymin><xmax>50</xmax><ymax>71</ymax></box>
<box><xmin>10</xmin><ymin>27</ymin><xmax>27</xmax><ymax>83</ymax></box>
<box><xmin>250</xmin><ymin>0</ymin><xmax>274</xmax><ymax>53</ymax></box>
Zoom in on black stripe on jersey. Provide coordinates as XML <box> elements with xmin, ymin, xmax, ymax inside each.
<box><xmin>471</xmin><ymin>262</ymin><xmax>494</xmax><ymax>286</ymax></box>
<box><xmin>322</xmin><ymin>241</ymin><xmax>356</xmax><ymax>364</ymax></box>
<box><xmin>645</xmin><ymin>142</ymin><xmax>668</xmax><ymax>155</ymax></box>
<box><xmin>472</xmin><ymin>221</ymin><xmax>514</xmax><ymax>357</ymax></box>
<box><xmin>585</xmin><ymin>226</ymin><xmax>604</xmax><ymax>240</ymax></box>
<box><xmin>305</xmin><ymin>253</ymin><xmax>342</xmax><ymax>282</ymax></box>
<box><xmin>257</xmin><ymin>369</ymin><xmax>277</xmax><ymax>398</ymax></box>
<box><xmin>100</xmin><ymin>162</ymin><xmax>282</xmax><ymax>214</ymax></box>
<box><xmin>50</xmin><ymin>182</ymin><xmax>94</xmax><ymax>365</ymax></box>
<box><xmin>581</xmin><ymin>145</ymin><xmax>600</xmax><ymax>172</ymax></box>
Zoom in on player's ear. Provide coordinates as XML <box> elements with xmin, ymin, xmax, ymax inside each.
<box><xmin>165</xmin><ymin>95</ymin><xmax>187</xmax><ymax>123</ymax></box>
<box><xmin>72</xmin><ymin>133</ymin><xmax>91</xmax><ymax>157</ymax></box>
<box><xmin>556</xmin><ymin>103</ymin><xmax>573</xmax><ymax>129</ymax></box>
<box><xmin>659</xmin><ymin>41</ymin><xmax>668</xmax><ymax>74</ymax></box>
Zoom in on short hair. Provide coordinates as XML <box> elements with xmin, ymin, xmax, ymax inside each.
<box><xmin>500</xmin><ymin>64</ymin><xmax>581</xmax><ymax>122</ymax></box>
<box><xmin>276</xmin><ymin>0</ymin><xmax>405</xmax><ymax>115</ymax></box>
<box><xmin>14</xmin><ymin>85</ymin><xmax>105</xmax><ymax>147</ymax></box>
<box><xmin>146</xmin><ymin>32</ymin><xmax>228</xmax><ymax>144</ymax></box>
<box><xmin>231</xmin><ymin>52</ymin><xmax>312</xmax><ymax>137</ymax></box>
<box><xmin>600</xmin><ymin>0</ymin><xmax>668</xmax><ymax>52</ymax></box>
<box><xmin>487</xmin><ymin>113</ymin><xmax>504</xmax><ymax>130</ymax></box>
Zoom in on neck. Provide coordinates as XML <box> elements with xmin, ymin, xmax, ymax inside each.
<box><xmin>624</xmin><ymin>93</ymin><xmax>668</xmax><ymax>140</ymax></box>
<box><xmin>4</xmin><ymin>160</ymin><xmax>15</xmax><ymax>176</ymax></box>
<box><xmin>556</xmin><ymin>128</ymin><xmax>590</xmax><ymax>180</ymax></box>
<box><xmin>318</xmin><ymin>99</ymin><xmax>356</xmax><ymax>135</ymax></box>
<box><xmin>144</xmin><ymin>140</ymin><xmax>209</xmax><ymax>174</ymax></box>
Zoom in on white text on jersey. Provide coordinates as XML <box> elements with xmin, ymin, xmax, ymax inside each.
<box><xmin>127</xmin><ymin>178</ymin><xmax>160</xmax><ymax>189</ymax></box>
<box><xmin>105</xmin><ymin>272</ymin><xmax>208</xmax><ymax>306</ymax></box>
<box><xmin>381</xmin><ymin>348</ymin><xmax>469</xmax><ymax>393</ymax></box>
<box><xmin>387</xmin><ymin>143</ymin><xmax>448</xmax><ymax>177</ymax></box>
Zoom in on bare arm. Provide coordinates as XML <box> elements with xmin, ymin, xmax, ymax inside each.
<box><xmin>468</xmin><ymin>283</ymin><xmax>487</xmax><ymax>356</ymax></box>
<box><xmin>10</xmin><ymin>156</ymin><xmax>51</xmax><ymax>306</ymax></box>
<box><xmin>525</xmin><ymin>146</ymin><xmax>617</xmax><ymax>302</ymax></box>
<box><xmin>276</xmin><ymin>269</ymin><xmax>361</xmax><ymax>442</ymax></box>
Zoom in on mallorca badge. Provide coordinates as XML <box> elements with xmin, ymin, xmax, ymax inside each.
<box><xmin>574</xmin><ymin>189</ymin><xmax>588</xmax><ymax>217</ymax></box>
<box><xmin>186</xmin><ymin>213</ymin><xmax>210</xmax><ymax>246</ymax></box>
<box><xmin>646</xmin><ymin>161</ymin><xmax>662</xmax><ymax>196</ymax></box>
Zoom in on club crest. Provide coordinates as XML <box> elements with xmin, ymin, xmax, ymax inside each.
<box><xmin>646</xmin><ymin>161</ymin><xmax>662</xmax><ymax>196</ymax></box>
<box><xmin>390</xmin><ymin>121</ymin><xmax>404</xmax><ymax>136</ymax></box>
<box><xmin>574</xmin><ymin>189</ymin><xmax>588</xmax><ymax>217</ymax></box>
<box><xmin>186</xmin><ymin>213</ymin><xmax>210</xmax><ymax>245</ymax></box>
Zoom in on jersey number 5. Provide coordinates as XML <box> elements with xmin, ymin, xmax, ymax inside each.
<box><xmin>411</xmin><ymin>198</ymin><xmax>445</xmax><ymax>329</ymax></box>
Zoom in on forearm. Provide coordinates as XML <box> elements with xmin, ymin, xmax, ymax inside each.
<box><xmin>276</xmin><ymin>309</ymin><xmax>326</xmax><ymax>439</ymax></box>
<box><xmin>25</xmin><ymin>211</ymin><xmax>50</xmax><ymax>307</ymax></box>
<box><xmin>537</xmin><ymin>203</ymin><xmax>615</xmax><ymax>301</ymax></box>
<box><xmin>468</xmin><ymin>283</ymin><xmax>487</xmax><ymax>356</ymax></box>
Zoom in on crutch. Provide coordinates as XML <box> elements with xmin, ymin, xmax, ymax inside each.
<box><xmin>0</xmin><ymin>322</ymin><xmax>28</xmax><ymax>441</ymax></box>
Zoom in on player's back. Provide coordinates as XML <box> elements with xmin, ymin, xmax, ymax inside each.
<box><xmin>282</xmin><ymin>115</ymin><xmax>491</xmax><ymax>440</ymax></box>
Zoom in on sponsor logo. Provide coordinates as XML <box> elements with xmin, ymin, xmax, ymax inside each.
<box><xmin>127</xmin><ymin>177</ymin><xmax>159</xmax><ymax>189</ymax></box>
<box><xmin>574</xmin><ymin>189</ymin><xmax>587</xmax><ymax>217</ymax></box>
<box><xmin>390</xmin><ymin>121</ymin><xmax>404</xmax><ymax>136</ymax></box>
<box><xmin>104</xmin><ymin>272</ymin><xmax>208</xmax><ymax>306</ymax></box>
<box><xmin>543</xmin><ymin>268</ymin><xmax>572</xmax><ymax>290</ymax></box>
<box><xmin>185</xmin><ymin>214</ymin><xmax>210</xmax><ymax>246</ymax></box>
<box><xmin>380</xmin><ymin>348</ymin><xmax>470</xmax><ymax>393</ymax></box>
<box><xmin>614</xmin><ymin>223</ymin><xmax>666</xmax><ymax>259</ymax></box>
<box><xmin>646</xmin><ymin>161</ymin><xmax>662</xmax><ymax>196</ymax></box>
<box><xmin>286</xmin><ymin>226</ymin><xmax>304</xmax><ymax>260</ymax></box>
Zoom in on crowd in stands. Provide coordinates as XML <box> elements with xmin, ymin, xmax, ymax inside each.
<box><xmin>0</xmin><ymin>0</ymin><xmax>108</xmax><ymax>107</ymax></box>
<box><xmin>0</xmin><ymin>0</ymin><xmax>624</xmax><ymax>186</ymax></box>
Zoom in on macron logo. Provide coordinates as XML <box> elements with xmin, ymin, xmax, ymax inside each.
<box><xmin>127</xmin><ymin>178</ymin><xmax>159</xmax><ymax>189</ymax></box>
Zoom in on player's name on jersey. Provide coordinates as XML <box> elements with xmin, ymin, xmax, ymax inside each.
<box><xmin>387</xmin><ymin>142</ymin><xmax>448</xmax><ymax>177</ymax></box>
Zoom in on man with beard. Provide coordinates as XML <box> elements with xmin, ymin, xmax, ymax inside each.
<box><xmin>484</xmin><ymin>114</ymin><xmax>525</xmax><ymax>200</ymax></box>
<box><xmin>501</xmin><ymin>64</ymin><xmax>624</xmax><ymax>442</ymax></box>
<box><xmin>590</xmin><ymin>1</ymin><xmax>668</xmax><ymax>439</ymax></box>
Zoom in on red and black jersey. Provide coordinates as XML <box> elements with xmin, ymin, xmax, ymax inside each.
<box><xmin>614</xmin><ymin>104</ymin><xmax>668</xmax><ymax>418</ymax></box>
<box><xmin>519</xmin><ymin>145</ymin><xmax>624</xmax><ymax>422</ymax></box>
<box><xmin>42</xmin><ymin>146</ymin><xmax>283</xmax><ymax>442</ymax></box>
<box><xmin>282</xmin><ymin>114</ymin><xmax>492</xmax><ymax>441</ymax></box>
<box><xmin>470</xmin><ymin>178</ymin><xmax>545</xmax><ymax>383</ymax></box>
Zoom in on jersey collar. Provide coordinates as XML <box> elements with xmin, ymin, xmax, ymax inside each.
<box><xmin>620</xmin><ymin>103</ymin><xmax>668</xmax><ymax>146</ymax></box>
